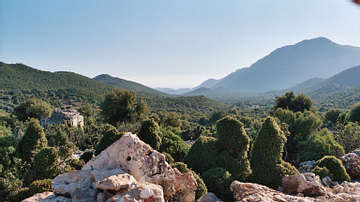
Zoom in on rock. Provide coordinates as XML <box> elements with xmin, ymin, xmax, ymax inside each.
<box><xmin>91</xmin><ymin>169</ymin><xmax>137</xmax><ymax>191</ymax></box>
<box><xmin>96</xmin><ymin>173</ymin><xmax>137</xmax><ymax>192</ymax></box>
<box><xmin>321</xmin><ymin>176</ymin><xmax>333</xmax><ymax>187</ymax></box>
<box><xmin>196</xmin><ymin>192</ymin><xmax>221</xmax><ymax>202</ymax></box>
<box><xmin>341</xmin><ymin>152</ymin><xmax>360</xmax><ymax>179</ymax></box>
<box><xmin>82</xmin><ymin>133</ymin><xmax>175</xmax><ymax>200</ymax></box>
<box><xmin>107</xmin><ymin>182</ymin><xmax>164</xmax><ymax>202</ymax></box>
<box><xmin>351</xmin><ymin>148</ymin><xmax>360</xmax><ymax>157</ymax></box>
<box><xmin>96</xmin><ymin>190</ymin><xmax>114</xmax><ymax>202</ymax></box>
<box><xmin>298</xmin><ymin>160</ymin><xmax>316</xmax><ymax>173</ymax></box>
<box><xmin>231</xmin><ymin>180</ymin><xmax>318</xmax><ymax>202</ymax></box>
<box><xmin>21</xmin><ymin>192</ymin><xmax>71</xmax><ymax>202</ymax></box>
<box><xmin>52</xmin><ymin>170</ymin><xmax>93</xmax><ymax>196</ymax></box>
<box><xmin>280</xmin><ymin>173</ymin><xmax>326</xmax><ymax>197</ymax></box>
<box><xmin>173</xmin><ymin>168</ymin><xmax>197</xmax><ymax>202</ymax></box>
<box><xmin>71</xmin><ymin>187</ymin><xmax>97</xmax><ymax>202</ymax></box>
<box><xmin>330</xmin><ymin>181</ymin><xmax>360</xmax><ymax>201</ymax></box>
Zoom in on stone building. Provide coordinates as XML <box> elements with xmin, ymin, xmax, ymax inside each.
<box><xmin>40</xmin><ymin>108</ymin><xmax>84</xmax><ymax>127</ymax></box>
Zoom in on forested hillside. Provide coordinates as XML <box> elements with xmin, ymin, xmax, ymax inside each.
<box><xmin>93</xmin><ymin>74</ymin><xmax>168</xmax><ymax>96</ymax></box>
<box><xmin>1</xmin><ymin>62</ymin><xmax>114</xmax><ymax>95</ymax></box>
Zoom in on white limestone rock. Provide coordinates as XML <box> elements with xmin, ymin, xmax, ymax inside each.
<box><xmin>107</xmin><ymin>182</ymin><xmax>164</xmax><ymax>202</ymax></box>
<box><xmin>21</xmin><ymin>192</ymin><xmax>71</xmax><ymax>202</ymax></box>
<box><xmin>51</xmin><ymin>170</ymin><xmax>93</xmax><ymax>196</ymax></box>
<box><xmin>82</xmin><ymin>133</ymin><xmax>175</xmax><ymax>199</ymax></box>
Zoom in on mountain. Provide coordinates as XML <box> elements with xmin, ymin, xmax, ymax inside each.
<box><xmin>93</xmin><ymin>74</ymin><xmax>168</xmax><ymax>96</ymax></box>
<box><xmin>156</xmin><ymin>78</ymin><xmax>220</xmax><ymax>95</ymax></box>
<box><xmin>211</xmin><ymin>37</ymin><xmax>360</xmax><ymax>91</ymax></box>
<box><xmin>0</xmin><ymin>62</ymin><xmax>114</xmax><ymax>95</ymax></box>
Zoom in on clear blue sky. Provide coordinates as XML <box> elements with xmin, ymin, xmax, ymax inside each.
<box><xmin>1</xmin><ymin>0</ymin><xmax>360</xmax><ymax>89</ymax></box>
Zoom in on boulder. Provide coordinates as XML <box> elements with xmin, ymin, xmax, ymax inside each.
<box><xmin>21</xmin><ymin>192</ymin><xmax>71</xmax><ymax>202</ymax></box>
<box><xmin>196</xmin><ymin>192</ymin><xmax>221</xmax><ymax>202</ymax></box>
<box><xmin>82</xmin><ymin>133</ymin><xmax>175</xmax><ymax>199</ymax></box>
<box><xmin>91</xmin><ymin>169</ymin><xmax>137</xmax><ymax>191</ymax></box>
<box><xmin>107</xmin><ymin>182</ymin><xmax>164</xmax><ymax>202</ymax></box>
<box><xmin>341</xmin><ymin>152</ymin><xmax>360</xmax><ymax>179</ymax></box>
<box><xmin>280</xmin><ymin>173</ymin><xmax>327</xmax><ymax>197</ymax></box>
<box><xmin>351</xmin><ymin>148</ymin><xmax>360</xmax><ymax>157</ymax></box>
<box><xmin>52</xmin><ymin>170</ymin><xmax>93</xmax><ymax>196</ymax></box>
<box><xmin>298</xmin><ymin>160</ymin><xmax>316</xmax><ymax>173</ymax></box>
<box><xmin>70</xmin><ymin>187</ymin><xmax>97</xmax><ymax>202</ymax></box>
<box><xmin>173</xmin><ymin>168</ymin><xmax>197</xmax><ymax>202</ymax></box>
<box><xmin>231</xmin><ymin>180</ymin><xmax>318</xmax><ymax>202</ymax></box>
<box><xmin>321</xmin><ymin>176</ymin><xmax>333</xmax><ymax>187</ymax></box>
<box><xmin>96</xmin><ymin>190</ymin><xmax>114</xmax><ymax>202</ymax></box>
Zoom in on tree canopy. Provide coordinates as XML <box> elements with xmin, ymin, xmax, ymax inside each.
<box><xmin>13</xmin><ymin>99</ymin><xmax>53</xmax><ymax>122</ymax></box>
<box><xmin>274</xmin><ymin>91</ymin><xmax>314</xmax><ymax>113</ymax></box>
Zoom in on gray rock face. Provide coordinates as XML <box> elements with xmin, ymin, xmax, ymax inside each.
<box><xmin>280</xmin><ymin>173</ymin><xmax>326</xmax><ymax>197</ymax></box>
<box><xmin>341</xmin><ymin>151</ymin><xmax>360</xmax><ymax>180</ymax></box>
<box><xmin>298</xmin><ymin>160</ymin><xmax>316</xmax><ymax>173</ymax></box>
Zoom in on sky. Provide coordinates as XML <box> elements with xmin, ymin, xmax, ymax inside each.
<box><xmin>1</xmin><ymin>1</ymin><xmax>360</xmax><ymax>89</ymax></box>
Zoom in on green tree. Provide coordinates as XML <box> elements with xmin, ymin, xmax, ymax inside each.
<box><xmin>250</xmin><ymin>117</ymin><xmax>299</xmax><ymax>189</ymax></box>
<box><xmin>13</xmin><ymin>99</ymin><xmax>53</xmax><ymax>122</ymax></box>
<box><xmin>138</xmin><ymin>119</ymin><xmax>162</xmax><ymax>150</ymax></box>
<box><xmin>32</xmin><ymin>147</ymin><xmax>60</xmax><ymax>180</ymax></box>
<box><xmin>184</xmin><ymin>136</ymin><xmax>220</xmax><ymax>174</ymax></box>
<box><xmin>298</xmin><ymin>128</ymin><xmax>345</xmax><ymax>161</ymax></box>
<box><xmin>95</xmin><ymin>125</ymin><xmax>123</xmax><ymax>156</ymax></box>
<box><xmin>159</xmin><ymin>129</ymin><xmax>190</xmax><ymax>162</ymax></box>
<box><xmin>348</xmin><ymin>102</ymin><xmax>360</xmax><ymax>123</ymax></box>
<box><xmin>17</xmin><ymin>119</ymin><xmax>47</xmax><ymax>163</ymax></box>
<box><xmin>209</xmin><ymin>111</ymin><xmax>228</xmax><ymax>124</ymax></box>
<box><xmin>337</xmin><ymin>122</ymin><xmax>360</xmax><ymax>153</ymax></box>
<box><xmin>201</xmin><ymin>167</ymin><xmax>234</xmax><ymax>202</ymax></box>
<box><xmin>216</xmin><ymin>116</ymin><xmax>251</xmax><ymax>181</ymax></box>
<box><xmin>100</xmin><ymin>88</ymin><xmax>147</xmax><ymax>126</ymax></box>
<box><xmin>274</xmin><ymin>91</ymin><xmax>314</xmax><ymax>113</ymax></box>
<box><xmin>324</xmin><ymin>109</ymin><xmax>343</xmax><ymax>125</ymax></box>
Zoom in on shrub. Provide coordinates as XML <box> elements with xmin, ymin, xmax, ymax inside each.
<box><xmin>216</xmin><ymin>116</ymin><xmax>251</xmax><ymax>181</ymax></box>
<box><xmin>7</xmin><ymin>179</ymin><xmax>52</xmax><ymax>202</ymax></box>
<box><xmin>79</xmin><ymin>151</ymin><xmax>94</xmax><ymax>163</ymax></box>
<box><xmin>184</xmin><ymin>136</ymin><xmax>220</xmax><ymax>174</ymax></box>
<box><xmin>22</xmin><ymin>169</ymin><xmax>36</xmax><ymax>187</ymax></box>
<box><xmin>348</xmin><ymin>102</ymin><xmax>360</xmax><ymax>123</ymax></box>
<box><xmin>160</xmin><ymin>129</ymin><xmax>190</xmax><ymax>162</ymax></box>
<box><xmin>95</xmin><ymin>126</ymin><xmax>123</xmax><ymax>156</ymax></box>
<box><xmin>298</xmin><ymin>128</ymin><xmax>345</xmax><ymax>161</ymax></box>
<box><xmin>162</xmin><ymin>152</ymin><xmax>174</xmax><ymax>164</ymax></box>
<box><xmin>17</xmin><ymin>118</ymin><xmax>47</xmax><ymax>163</ymax></box>
<box><xmin>67</xmin><ymin>158</ymin><xmax>85</xmax><ymax>170</ymax></box>
<box><xmin>312</xmin><ymin>165</ymin><xmax>333</xmax><ymax>179</ymax></box>
<box><xmin>314</xmin><ymin>156</ymin><xmax>350</xmax><ymax>182</ymax></box>
<box><xmin>171</xmin><ymin>162</ymin><xmax>207</xmax><ymax>200</ymax></box>
<box><xmin>138</xmin><ymin>119</ymin><xmax>162</xmax><ymax>150</ymax></box>
<box><xmin>250</xmin><ymin>117</ymin><xmax>299</xmax><ymax>189</ymax></box>
<box><xmin>201</xmin><ymin>167</ymin><xmax>233</xmax><ymax>202</ymax></box>
<box><xmin>33</xmin><ymin>147</ymin><xmax>60</xmax><ymax>180</ymax></box>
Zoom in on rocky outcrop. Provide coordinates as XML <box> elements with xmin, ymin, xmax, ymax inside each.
<box><xmin>82</xmin><ymin>133</ymin><xmax>176</xmax><ymax>200</ymax></box>
<box><xmin>24</xmin><ymin>133</ymin><xmax>196</xmax><ymax>202</ymax></box>
<box><xmin>21</xmin><ymin>192</ymin><xmax>71</xmax><ymax>202</ymax></box>
<box><xmin>280</xmin><ymin>173</ymin><xmax>326</xmax><ymax>197</ymax></box>
<box><xmin>298</xmin><ymin>160</ymin><xmax>316</xmax><ymax>173</ymax></box>
<box><xmin>231</xmin><ymin>181</ymin><xmax>318</xmax><ymax>202</ymax></box>
<box><xmin>173</xmin><ymin>168</ymin><xmax>197</xmax><ymax>202</ymax></box>
<box><xmin>341</xmin><ymin>150</ymin><xmax>360</xmax><ymax>180</ymax></box>
<box><xmin>232</xmin><ymin>179</ymin><xmax>360</xmax><ymax>202</ymax></box>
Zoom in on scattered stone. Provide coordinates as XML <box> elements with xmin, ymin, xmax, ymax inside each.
<box><xmin>21</xmin><ymin>192</ymin><xmax>71</xmax><ymax>202</ymax></box>
<box><xmin>298</xmin><ymin>160</ymin><xmax>316</xmax><ymax>173</ymax></box>
<box><xmin>108</xmin><ymin>182</ymin><xmax>164</xmax><ymax>202</ymax></box>
<box><xmin>196</xmin><ymin>192</ymin><xmax>221</xmax><ymax>202</ymax></box>
<box><xmin>351</xmin><ymin>148</ymin><xmax>360</xmax><ymax>157</ymax></box>
<box><xmin>341</xmin><ymin>151</ymin><xmax>360</xmax><ymax>180</ymax></box>
<box><xmin>91</xmin><ymin>168</ymin><xmax>137</xmax><ymax>191</ymax></box>
<box><xmin>231</xmin><ymin>180</ymin><xmax>318</xmax><ymax>202</ymax></box>
<box><xmin>96</xmin><ymin>190</ymin><xmax>114</xmax><ymax>202</ymax></box>
<box><xmin>321</xmin><ymin>176</ymin><xmax>333</xmax><ymax>187</ymax></box>
<box><xmin>173</xmin><ymin>168</ymin><xmax>197</xmax><ymax>202</ymax></box>
<box><xmin>70</xmin><ymin>187</ymin><xmax>97</xmax><ymax>202</ymax></box>
<box><xmin>280</xmin><ymin>173</ymin><xmax>326</xmax><ymax>197</ymax></box>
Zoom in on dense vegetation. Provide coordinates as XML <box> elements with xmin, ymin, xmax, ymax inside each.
<box><xmin>1</xmin><ymin>62</ymin><xmax>360</xmax><ymax>201</ymax></box>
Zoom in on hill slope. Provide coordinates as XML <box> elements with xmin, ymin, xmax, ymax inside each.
<box><xmin>1</xmin><ymin>62</ymin><xmax>114</xmax><ymax>95</ymax></box>
<box><xmin>211</xmin><ymin>37</ymin><xmax>360</xmax><ymax>91</ymax></box>
<box><xmin>93</xmin><ymin>74</ymin><xmax>168</xmax><ymax>96</ymax></box>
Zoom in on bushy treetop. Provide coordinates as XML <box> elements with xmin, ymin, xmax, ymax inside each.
<box><xmin>274</xmin><ymin>91</ymin><xmax>314</xmax><ymax>113</ymax></box>
<box><xmin>348</xmin><ymin>102</ymin><xmax>360</xmax><ymax>123</ymax></box>
<box><xmin>14</xmin><ymin>99</ymin><xmax>53</xmax><ymax>122</ymax></box>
